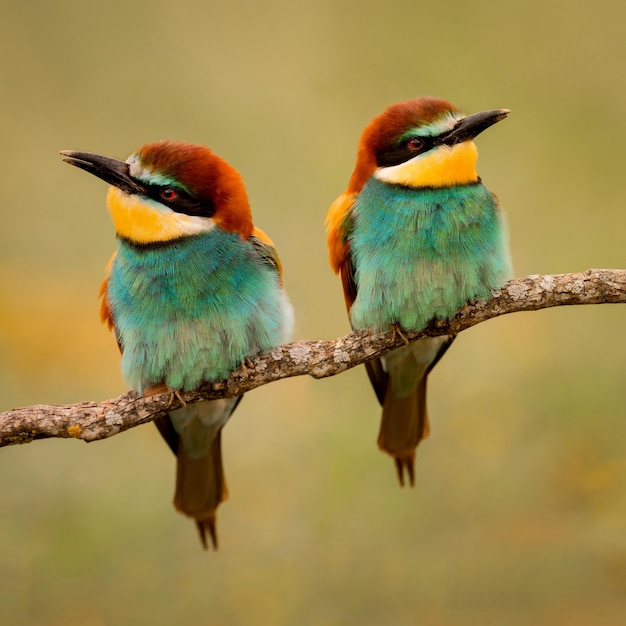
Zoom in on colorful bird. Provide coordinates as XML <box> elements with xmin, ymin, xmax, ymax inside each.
<box><xmin>326</xmin><ymin>97</ymin><xmax>512</xmax><ymax>485</ymax></box>
<box><xmin>61</xmin><ymin>141</ymin><xmax>294</xmax><ymax>548</ymax></box>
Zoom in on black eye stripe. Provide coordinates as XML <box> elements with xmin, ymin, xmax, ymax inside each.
<box><xmin>141</xmin><ymin>183</ymin><xmax>216</xmax><ymax>218</ymax></box>
<box><xmin>375</xmin><ymin>135</ymin><xmax>438</xmax><ymax>168</ymax></box>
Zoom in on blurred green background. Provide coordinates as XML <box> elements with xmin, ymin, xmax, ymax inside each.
<box><xmin>1</xmin><ymin>0</ymin><xmax>625</xmax><ymax>624</ymax></box>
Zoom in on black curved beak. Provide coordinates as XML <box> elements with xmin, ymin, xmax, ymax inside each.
<box><xmin>60</xmin><ymin>150</ymin><xmax>144</xmax><ymax>195</ymax></box>
<box><xmin>440</xmin><ymin>109</ymin><xmax>510</xmax><ymax>147</ymax></box>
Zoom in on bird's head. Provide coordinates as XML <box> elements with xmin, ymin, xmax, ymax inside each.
<box><xmin>347</xmin><ymin>97</ymin><xmax>509</xmax><ymax>192</ymax></box>
<box><xmin>61</xmin><ymin>140</ymin><xmax>253</xmax><ymax>244</ymax></box>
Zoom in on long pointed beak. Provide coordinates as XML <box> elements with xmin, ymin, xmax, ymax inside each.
<box><xmin>60</xmin><ymin>150</ymin><xmax>144</xmax><ymax>195</ymax></box>
<box><xmin>440</xmin><ymin>109</ymin><xmax>510</xmax><ymax>146</ymax></box>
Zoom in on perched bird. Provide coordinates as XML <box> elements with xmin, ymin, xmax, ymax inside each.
<box><xmin>326</xmin><ymin>97</ymin><xmax>512</xmax><ymax>485</ymax></box>
<box><xmin>62</xmin><ymin>141</ymin><xmax>293</xmax><ymax>548</ymax></box>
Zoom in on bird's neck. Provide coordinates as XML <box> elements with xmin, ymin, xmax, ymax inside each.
<box><xmin>374</xmin><ymin>141</ymin><xmax>479</xmax><ymax>189</ymax></box>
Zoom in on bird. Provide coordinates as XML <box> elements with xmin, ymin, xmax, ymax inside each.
<box><xmin>61</xmin><ymin>140</ymin><xmax>294</xmax><ymax>549</ymax></box>
<box><xmin>326</xmin><ymin>97</ymin><xmax>512</xmax><ymax>486</ymax></box>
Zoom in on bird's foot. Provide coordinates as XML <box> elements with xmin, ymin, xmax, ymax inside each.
<box><xmin>167</xmin><ymin>388</ymin><xmax>187</xmax><ymax>409</ymax></box>
<box><xmin>390</xmin><ymin>322</ymin><xmax>410</xmax><ymax>345</ymax></box>
<box><xmin>240</xmin><ymin>356</ymin><xmax>255</xmax><ymax>377</ymax></box>
<box><xmin>143</xmin><ymin>383</ymin><xmax>187</xmax><ymax>408</ymax></box>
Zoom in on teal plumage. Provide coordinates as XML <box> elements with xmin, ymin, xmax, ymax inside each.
<box><xmin>108</xmin><ymin>231</ymin><xmax>290</xmax><ymax>393</ymax></box>
<box><xmin>327</xmin><ymin>97</ymin><xmax>512</xmax><ymax>485</ymax></box>
<box><xmin>62</xmin><ymin>141</ymin><xmax>293</xmax><ymax>549</ymax></box>
<box><xmin>350</xmin><ymin>178</ymin><xmax>512</xmax><ymax>332</ymax></box>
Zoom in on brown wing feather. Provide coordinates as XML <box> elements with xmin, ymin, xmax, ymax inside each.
<box><xmin>339</xmin><ymin>246</ymin><xmax>358</xmax><ymax>312</ymax></box>
<box><xmin>99</xmin><ymin>252</ymin><xmax>123</xmax><ymax>353</ymax></box>
<box><xmin>326</xmin><ymin>192</ymin><xmax>358</xmax><ymax>311</ymax></box>
<box><xmin>250</xmin><ymin>227</ymin><xmax>283</xmax><ymax>283</ymax></box>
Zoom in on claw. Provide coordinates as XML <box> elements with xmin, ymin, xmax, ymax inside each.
<box><xmin>174</xmin><ymin>389</ymin><xmax>187</xmax><ymax>408</ymax></box>
<box><xmin>240</xmin><ymin>356</ymin><xmax>255</xmax><ymax>376</ymax></box>
<box><xmin>166</xmin><ymin>388</ymin><xmax>187</xmax><ymax>409</ymax></box>
<box><xmin>390</xmin><ymin>322</ymin><xmax>410</xmax><ymax>345</ymax></box>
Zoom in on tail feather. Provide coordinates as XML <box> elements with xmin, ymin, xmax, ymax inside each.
<box><xmin>377</xmin><ymin>375</ymin><xmax>429</xmax><ymax>486</ymax></box>
<box><xmin>196</xmin><ymin>516</ymin><xmax>218</xmax><ymax>550</ymax></box>
<box><xmin>173</xmin><ymin>429</ymin><xmax>228</xmax><ymax>549</ymax></box>
<box><xmin>166</xmin><ymin>399</ymin><xmax>239</xmax><ymax>550</ymax></box>
<box><xmin>372</xmin><ymin>336</ymin><xmax>454</xmax><ymax>485</ymax></box>
<box><xmin>394</xmin><ymin>455</ymin><xmax>415</xmax><ymax>487</ymax></box>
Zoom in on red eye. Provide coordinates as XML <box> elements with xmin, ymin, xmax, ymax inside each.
<box><xmin>407</xmin><ymin>137</ymin><xmax>424</xmax><ymax>151</ymax></box>
<box><xmin>160</xmin><ymin>187</ymin><xmax>177</xmax><ymax>200</ymax></box>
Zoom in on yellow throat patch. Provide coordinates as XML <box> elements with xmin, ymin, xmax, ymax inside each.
<box><xmin>375</xmin><ymin>141</ymin><xmax>479</xmax><ymax>188</ymax></box>
<box><xmin>106</xmin><ymin>187</ymin><xmax>214</xmax><ymax>243</ymax></box>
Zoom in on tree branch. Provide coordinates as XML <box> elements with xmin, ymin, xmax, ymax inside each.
<box><xmin>2</xmin><ymin>269</ymin><xmax>625</xmax><ymax>448</ymax></box>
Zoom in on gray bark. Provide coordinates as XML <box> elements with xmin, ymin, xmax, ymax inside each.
<box><xmin>1</xmin><ymin>269</ymin><xmax>624</xmax><ymax>447</ymax></box>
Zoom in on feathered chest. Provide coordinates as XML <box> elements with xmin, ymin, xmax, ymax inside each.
<box><xmin>106</xmin><ymin>231</ymin><xmax>285</xmax><ymax>392</ymax></box>
<box><xmin>348</xmin><ymin>178</ymin><xmax>512</xmax><ymax>332</ymax></box>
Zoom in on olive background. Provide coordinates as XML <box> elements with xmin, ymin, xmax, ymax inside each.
<box><xmin>1</xmin><ymin>1</ymin><xmax>625</xmax><ymax>624</ymax></box>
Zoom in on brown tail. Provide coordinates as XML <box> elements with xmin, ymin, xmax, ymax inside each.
<box><xmin>377</xmin><ymin>375</ymin><xmax>429</xmax><ymax>487</ymax></box>
<box><xmin>174</xmin><ymin>429</ymin><xmax>228</xmax><ymax>549</ymax></box>
<box><xmin>366</xmin><ymin>336</ymin><xmax>455</xmax><ymax>486</ymax></box>
<box><xmin>157</xmin><ymin>398</ymin><xmax>240</xmax><ymax>550</ymax></box>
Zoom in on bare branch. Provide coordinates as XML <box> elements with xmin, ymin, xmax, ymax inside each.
<box><xmin>2</xmin><ymin>269</ymin><xmax>625</xmax><ymax>448</ymax></box>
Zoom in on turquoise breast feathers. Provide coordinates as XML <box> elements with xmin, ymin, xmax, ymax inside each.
<box><xmin>108</xmin><ymin>230</ymin><xmax>289</xmax><ymax>393</ymax></box>
<box><xmin>349</xmin><ymin>178</ymin><xmax>513</xmax><ymax>332</ymax></box>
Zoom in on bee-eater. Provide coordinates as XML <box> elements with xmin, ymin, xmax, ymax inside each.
<box><xmin>326</xmin><ymin>97</ymin><xmax>512</xmax><ymax>486</ymax></box>
<box><xmin>61</xmin><ymin>141</ymin><xmax>294</xmax><ymax>548</ymax></box>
